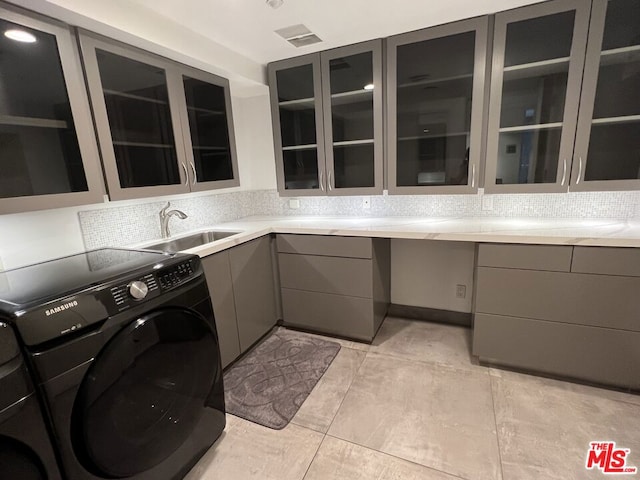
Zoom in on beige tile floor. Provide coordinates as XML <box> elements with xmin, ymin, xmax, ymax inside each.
<box><xmin>187</xmin><ymin>317</ymin><xmax>640</xmax><ymax>480</ymax></box>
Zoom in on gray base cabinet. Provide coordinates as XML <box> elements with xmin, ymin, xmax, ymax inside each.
<box><xmin>277</xmin><ymin>234</ymin><xmax>390</xmax><ymax>341</ymax></box>
<box><xmin>229</xmin><ymin>236</ymin><xmax>278</xmax><ymax>352</ymax></box>
<box><xmin>474</xmin><ymin>313</ymin><xmax>638</xmax><ymax>389</ymax></box>
<box><xmin>201</xmin><ymin>235</ymin><xmax>277</xmax><ymax>367</ymax></box>
<box><xmin>201</xmin><ymin>251</ymin><xmax>240</xmax><ymax>368</ymax></box>
<box><xmin>473</xmin><ymin>244</ymin><xmax>640</xmax><ymax>390</ymax></box>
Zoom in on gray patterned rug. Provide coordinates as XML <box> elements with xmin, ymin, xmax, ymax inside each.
<box><xmin>223</xmin><ymin>329</ymin><xmax>341</xmax><ymax>429</ymax></box>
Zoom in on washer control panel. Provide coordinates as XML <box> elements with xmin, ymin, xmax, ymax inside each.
<box><xmin>158</xmin><ymin>260</ymin><xmax>195</xmax><ymax>290</ymax></box>
<box><xmin>108</xmin><ymin>259</ymin><xmax>197</xmax><ymax>309</ymax></box>
<box><xmin>110</xmin><ymin>272</ymin><xmax>159</xmax><ymax>309</ymax></box>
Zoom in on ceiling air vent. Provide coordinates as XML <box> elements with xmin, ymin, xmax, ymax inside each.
<box><xmin>275</xmin><ymin>24</ymin><xmax>322</xmax><ymax>48</ymax></box>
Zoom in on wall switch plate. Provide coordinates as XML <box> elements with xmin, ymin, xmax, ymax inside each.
<box><xmin>455</xmin><ymin>284</ymin><xmax>466</xmax><ymax>298</ymax></box>
<box><xmin>482</xmin><ymin>195</ymin><xmax>494</xmax><ymax>211</ymax></box>
<box><xmin>0</xmin><ymin>256</ymin><xmax>3</xmax><ymax>271</ymax></box>
<box><xmin>289</xmin><ymin>199</ymin><xmax>300</xmax><ymax>209</ymax></box>
<box><xmin>362</xmin><ymin>197</ymin><xmax>371</xmax><ymax>209</ymax></box>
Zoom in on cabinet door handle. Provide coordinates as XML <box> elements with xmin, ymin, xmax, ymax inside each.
<box><xmin>328</xmin><ymin>170</ymin><xmax>333</xmax><ymax>191</ymax></box>
<box><xmin>576</xmin><ymin>157</ymin><xmax>583</xmax><ymax>185</ymax></box>
<box><xmin>319</xmin><ymin>170</ymin><xmax>325</xmax><ymax>191</ymax></box>
<box><xmin>190</xmin><ymin>162</ymin><xmax>197</xmax><ymax>185</ymax></box>
<box><xmin>471</xmin><ymin>164</ymin><xmax>476</xmax><ymax>188</ymax></box>
<box><xmin>561</xmin><ymin>158</ymin><xmax>567</xmax><ymax>186</ymax></box>
<box><xmin>181</xmin><ymin>162</ymin><xmax>189</xmax><ymax>186</ymax></box>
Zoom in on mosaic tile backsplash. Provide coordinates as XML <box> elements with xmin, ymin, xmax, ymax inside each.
<box><xmin>79</xmin><ymin>189</ymin><xmax>640</xmax><ymax>249</ymax></box>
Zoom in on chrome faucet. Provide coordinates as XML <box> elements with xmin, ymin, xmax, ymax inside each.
<box><xmin>159</xmin><ymin>202</ymin><xmax>188</xmax><ymax>239</ymax></box>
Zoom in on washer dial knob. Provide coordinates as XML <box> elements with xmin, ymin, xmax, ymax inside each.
<box><xmin>128</xmin><ymin>280</ymin><xmax>148</xmax><ymax>300</ymax></box>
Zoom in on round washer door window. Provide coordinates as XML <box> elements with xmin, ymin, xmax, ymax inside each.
<box><xmin>72</xmin><ymin>308</ymin><xmax>218</xmax><ymax>478</ymax></box>
<box><xmin>0</xmin><ymin>437</ymin><xmax>47</xmax><ymax>480</ymax></box>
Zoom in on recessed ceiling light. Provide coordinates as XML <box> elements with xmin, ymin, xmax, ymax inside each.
<box><xmin>363</xmin><ymin>84</ymin><xmax>374</xmax><ymax>91</ymax></box>
<box><xmin>4</xmin><ymin>29</ymin><xmax>37</xmax><ymax>43</ymax></box>
<box><xmin>266</xmin><ymin>0</ymin><xmax>284</xmax><ymax>9</ymax></box>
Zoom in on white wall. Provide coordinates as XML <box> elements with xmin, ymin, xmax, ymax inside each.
<box><xmin>0</xmin><ymin>206</ymin><xmax>86</xmax><ymax>270</ymax></box>
<box><xmin>391</xmin><ymin>239</ymin><xmax>476</xmax><ymax>313</ymax></box>
<box><xmin>232</xmin><ymin>93</ymin><xmax>278</xmax><ymax>191</ymax></box>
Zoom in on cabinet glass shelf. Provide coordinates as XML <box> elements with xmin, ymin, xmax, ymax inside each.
<box><xmin>599</xmin><ymin>45</ymin><xmax>640</xmax><ymax>65</ymax></box>
<box><xmin>329</xmin><ymin>89</ymin><xmax>373</xmax><ymax>106</ymax></box>
<box><xmin>281</xmin><ymin>144</ymin><xmax>317</xmax><ymax>151</ymax></box>
<box><xmin>503</xmin><ymin>57</ymin><xmax>570</xmax><ymax>81</ymax></box>
<box><xmin>499</xmin><ymin>122</ymin><xmax>563</xmax><ymax>132</ymax></box>
<box><xmin>333</xmin><ymin>139</ymin><xmax>373</xmax><ymax>146</ymax></box>
<box><xmin>0</xmin><ymin>115</ymin><xmax>68</xmax><ymax>129</ymax></box>
<box><xmin>278</xmin><ymin>98</ymin><xmax>315</xmax><ymax>110</ymax></box>
<box><xmin>186</xmin><ymin>105</ymin><xmax>224</xmax><ymax>116</ymax></box>
<box><xmin>103</xmin><ymin>89</ymin><xmax>168</xmax><ymax>105</ymax></box>
<box><xmin>111</xmin><ymin>141</ymin><xmax>173</xmax><ymax>148</ymax></box>
<box><xmin>591</xmin><ymin>115</ymin><xmax>640</xmax><ymax>125</ymax></box>
<box><xmin>397</xmin><ymin>73</ymin><xmax>473</xmax><ymax>89</ymax></box>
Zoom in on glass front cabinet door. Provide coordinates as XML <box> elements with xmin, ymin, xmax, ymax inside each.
<box><xmin>268</xmin><ymin>40</ymin><xmax>383</xmax><ymax>196</ymax></box>
<box><xmin>80</xmin><ymin>33</ymin><xmax>237</xmax><ymax>201</ymax></box>
<box><xmin>269</xmin><ymin>54</ymin><xmax>324</xmax><ymax>195</ymax></box>
<box><xmin>572</xmin><ymin>0</ymin><xmax>640</xmax><ymax>190</ymax></box>
<box><xmin>0</xmin><ymin>6</ymin><xmax>103</xmax><ymax>214</ymax></box>
<box><xmin>386</xmin><ymin>18</ymin><xmax>489</xmax><ymax>194</ymax></box>
<box><xmin>484</xmin><ymin>0</ymin><xmax>590</xmax><ymax>193</ymax></box>
<box><xmin>175</xmin><ymin>68</ymin><xmax>239</xmax><ymax>192</ymax></box>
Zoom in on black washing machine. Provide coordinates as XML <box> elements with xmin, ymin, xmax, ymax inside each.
<box><xmin>0</xmin><ymin>322</ymin><xmax>62</xmax><ymax>480</ymax></box>
<box><xmin>0</xmin><ymin>248</ymin><xmax>226</xmax><ymax>480</ymax></box>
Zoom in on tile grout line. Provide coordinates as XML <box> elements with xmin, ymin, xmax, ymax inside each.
<box><xmin>322</xmin><ymin>346</ymin><xmax>370</xmax><ymax>436</ymax></box>
<box><xmin>288</xmin><ymin>338</ymin><xmax>368</xmax><ymax>434</ymax></box>
<box><xmin>487</xmin><ymin>367</ymin><xmax>640</xmax><ymax>409</ymax></box>
<box><xmin>366</xmin><ymin>348</ymin><xmax>490</xmax><ymax>376</ymax></box>
<box><xmin>323</xmin><ymin>433</ymin><xmax>471</xmax><ymax>480</ymax></box>
<box><xmin>489</xmin><ymin>372</ymin><xmax>507</xmax><ymax>480</ymax></box>
<box><xmin>300</xmin><ymin>433</ymin><xmax>328</xmax><ymax>480</ymax></box>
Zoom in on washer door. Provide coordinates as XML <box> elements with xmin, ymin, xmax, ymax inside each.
<box><xmin>72</xmin><ymin>308</ymin><xmax>219</xmax><ymax>478</ymax></box>
<box><xmin>0</xmin><ymin>437</ymin><xmax>46</xmax><ymax>480</ymax></box>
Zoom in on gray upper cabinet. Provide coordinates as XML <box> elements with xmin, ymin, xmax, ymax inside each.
<box><xmin>174</xmin><ymin>67</ymin><xmax>239</xmax><ymax>192</ymax></box>
<box><xmin>268</xmin><ymin>54</ymin><xmax>324</xmax><ymax>196</ymax></box>
<box><xmin>484</xmin><ymin>0</ymin><xmax>590</xmax><ymax>193</ymax></box>
<box><xmin>268</xmin><ymin>40</ymin><xmax>383</xmax><ymax>196</ymax></box>
<box><xmin>572</xmin><ymin>0</ymin><xmax>640</xmax><ymax>191</ymax></box>
<box><xmin>386</xmin><ymin>17</ymin><xmax>489</xmax><ymax>194</ymax></box>
<box><xmin>0</xmin><ymin>5</ymin><xmax>104</xmax><ymax>214</ymax></box>
<box><xmin>79</xmin><ymin>33</ymin><xmax>238</xmax><ymax>201</ymax></box>
<box><xmin>320</xmin><ymin>41</ymin><xmax>383</xmax><ymax>195</ymax></box>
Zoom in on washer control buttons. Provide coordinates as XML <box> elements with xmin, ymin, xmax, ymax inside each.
<box><xmin>128</xmin><ymin>280</ymin><xmax>149</xmax><ymax>300</ymax></box>
<box><xmin>159</xmin><ymin>261</ymin><xmax>195</xmax><ymax>289</ymax></box>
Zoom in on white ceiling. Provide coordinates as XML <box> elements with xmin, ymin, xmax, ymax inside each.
<box><xmin>126</xmin><ymin>0</ymin><xmax>549</xmax><ymax>64</ymax></box>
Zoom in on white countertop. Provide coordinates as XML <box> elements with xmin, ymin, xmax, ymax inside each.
<box><xmin>137</xmin><ymin>216</ymin><xmax>640</xmax><ymax>257</ymax></box>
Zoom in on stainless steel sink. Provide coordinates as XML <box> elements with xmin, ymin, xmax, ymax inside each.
<box><xmin>145</xmin><ymin>230</ymin><xmax>242</xmax><ymax>252</ymax></box>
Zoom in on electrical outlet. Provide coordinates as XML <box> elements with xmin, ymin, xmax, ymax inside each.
<box><xmin>289</xmin><ymin>199</ymin><xmax>300</xmax><ymax>209</ymax></box>
<box><xmin>455</xmin><ymin>284</ymin><xmax>466</xmax><ymax>299</ymax></box>
<box><xmin>362</xmin><ymin>197</ymin><xmax>371</xmax><ymax>209</ymax></box>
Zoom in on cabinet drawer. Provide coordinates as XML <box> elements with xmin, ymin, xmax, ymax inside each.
<box><xmin>572</xmin><ymin>247</ymin><xmax>640</xmax><ymax>277</ymax></box>
<box><xmin>281</xmin><ymin>288</ymin><xmax>374</xmax><ymax>341</ymax></box>
<box><xmin>276</xmin><ymin>234</ymin><xmax>372</xmax><ymax>258</ymax></box>
<box><xmin>476</xmin><ymin>267</ymin><xmax>640</xmax><ymax>331</ymax></box>
<box><xmin>473</xmin><ymin>313</ymin><xmax>639</xmax><ymax>390</ymax></box>
<box><xmin>279</xmin><ymin>253</ymin><xmax>372</xmax><ymax>298</ymax></box>
<box><xmin>477</xmin><ymin>243</ymin><xmax>572</xmax><ymax>271</ymax></box>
